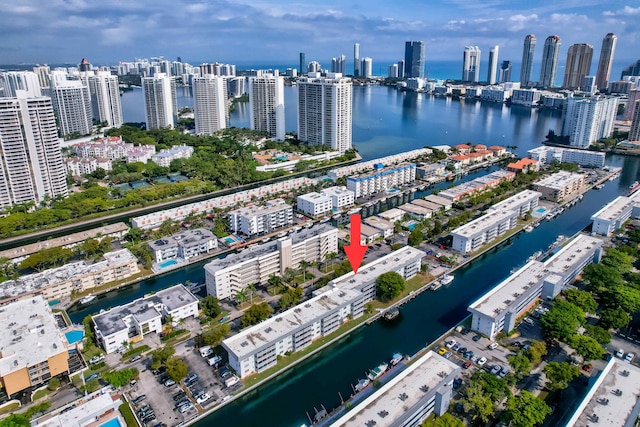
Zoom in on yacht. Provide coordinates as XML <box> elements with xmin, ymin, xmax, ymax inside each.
<box><xmin>80</xmin><ymin>295</ymin><xmax>96</xmax><ymax>304</ymax></box>
<box><xmin>440</xmin><ymin>274</ymin><xmax>454</xmax><ymax>285</ymax></box>
<box><xmin>383</xmin><ymin>308</ymin><xmax>399</xmax><ymax>321</ymax></box>
<box><xmin>430</xmin><ymin>282</ymin><xmax>443</xmax><ymax>291</ymax></box>
<box><xmin>367</xmin><ymin>363</ymin><xmax>389</xmax><ymax>381</ymax></box>
<box><xmin>354</xmin><ymin>378</ymin><xmax>370</xmax><ymax>392</ymax></box>
<box><xmin>390</xmin><ymin>353</ymin><xmax>403</xmax><ymax>366</ymax></box>
<box><xmin>347</xmin><ymin>207</ymin><xmax>362</xmax><ymax>215</ymax></box>
<box><xmin>524</xmin><ymin>225</ymin><xmax>534</xmax><ymax>233</ymax></box>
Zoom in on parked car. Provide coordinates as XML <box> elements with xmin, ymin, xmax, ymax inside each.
<box><xmin>452</xmin><ymin>378</ymin><xmax>463</xmax><ymax>389</ymax></box>
<box><xmin>470</xmin><ymin>354</ymin><xmax>478</xmax><ymax>363</ymax></box>
<box><xmin>477</xmin><ymin>357</ymin><xmax>487</xmax><ymax>366</ymax></box>
<box><xmin>164</xmin><ymin>379</ymin><xmax>176</xmax><ymax>387</ymax></box>
<box><xmin>616</xmin><ymin>349</ymin><xmax>624</xmax><ymax>358</ymax></box>
<box><xmin>173</xmin><ymin>391</ymin><xmax>187</xmax><ymax>402</ymax></box>
<box><xmin>498</xmin><ymin>367</ymin><xmax>510</xmax><ymax>378</ymax></box>
<box><xmin>196</xmin><ymin>393</ymin><xmax>210</xmax><ymax>404</ymax></box>
<box><xmin>582</xmin><ymin>363</ymin><xmax>593</xmax><ymax>372</ymax></box>
<box><xmin>458</xmin><ymin>347</ymin><xmax>467</xmax><ymax>354</ymax></box>
<box><xmin>488</xmin><ymin>342</ymin><xmax>499</xmax><ymax>350</ymax></box>
<box><xmin>129</xmin><ymin>355</ymin><xmax>141</xmax><ymax>363</ymax></box>
<box><xmin>179</xmin><ymin>403</ymin><xmax>194</xmax><ymax>413</ymax></box>
<box><xmin>472</xmin><ymin>335</ymin><xmax>481</xmax><ymax>342</ymax></box>
<box><xmin>185</xmin><ymin>374</ymin><xmax>198</xmax><ymax>384</ymax></box>
<box><xmin>445</xmin><ymin>339</ymin><xmax>456</xmax><ymax>349</ymax></box>
<box><xmin>625</xmin><ymin>353</ymin><xmax>635</xmax><ymax>363</ymax></box>
<box><xmin>437</xmin><ymin>347</ymin><xmax>448</xmax><ymax>356</ymax></box>
<box><xmin>491</xmin><ymin>365</ymin><xmax>502</xmax><ymax>375</ymax></box>
<box><xmin>523</xmin><ymin>317</ymin><xmax>534</xmax><ymax>326</ymax></box>
<box><xmin>452</xmin><ymin>343</ymin><xmax>461</xmax><ymax>352</ymax></box>
<box><xmin>463</xmin><ymin>361</ymin><xmax>472</xmax><ymax>369</ymax></box>
<box><xmin>132</xmin><ymin>395</ymin><xmax>146</xmax><ymax>405</ymax></box>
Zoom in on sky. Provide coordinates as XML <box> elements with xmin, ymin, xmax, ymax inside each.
<box><xmin>1</xmin><ymin>0</ymin><xmax>639</xmax><ymax>69</ymax></box>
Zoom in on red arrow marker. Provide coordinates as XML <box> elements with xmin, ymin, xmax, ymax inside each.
<box><xmin>344</xmin><ymin>214</ymin><xmax>367</xmax><ymax>274</ymax></box>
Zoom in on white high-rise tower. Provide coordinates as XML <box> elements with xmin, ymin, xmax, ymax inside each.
<box><xmin>462</xmin><ymin>46</ymin><xmax>481</xmax><ymax>82</ymax></box>
<box><xmin>0</xmin><ymin>71</ymin><xmax>42</xmax><ymax>98</ymax></box>
<box><xmin>298</xmin><ymin>73</ymin><xmax>353</xmax><ymax>153</ymax></box>
<box><xmin>51</xmin><ymin>80</ymin><xmax>92</xmax><ymax>137</ymax></box>
<box><xmin>142</xmin><ymin>73</ymin><xmax>177</xmax><ymax>129</ymax></box>
<box><xmin>193</xmin><ymin>75</ymin><xmax>227</xmax><ymax>135</ymax></box>
<box><xmin>487</xmin><ymin>46</ymin><xmax>499</xmax><ymax>84</ymax></box>
<box><xmin>249</xmin><ymin>75</ymin><xmax>285</xmax><ymax>141</ymax></box>
<box><xmin>85</xmin><ymin>71</ymin><xmax>123</xmax><ymax>127</ymax></box>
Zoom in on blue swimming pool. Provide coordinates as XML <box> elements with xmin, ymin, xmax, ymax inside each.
<box><xmin>98</xmin><ymin>418</ymin><xmax>123</xmax><ymax>427</ymax></box>
<box><xmin>65</xmin><ymin>330</ymin><xmax>84</xmax><ymax>344</ymax></box>
<box><xmin>535</xmin><ymin>207</ymin><xmax>546</xmax><ymax>213</ymax></box>
<box><xmin>159</xmin><ymin>259</ymin><xmax>177</xmax><ymax>268</ymax></box>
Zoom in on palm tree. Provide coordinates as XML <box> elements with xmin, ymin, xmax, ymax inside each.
<box><xmin>245</xmin><ymin>284</ymin><xmax>257</xmax><ymax>304</ymax></box>
<box><xmin>235</xmin><ymin>290</ymin><xmax>248</xmax><ymax>306</ymax></box>
<box><xmin>325</xmin><ymin>252</ymin><xmax>337</xmax><ymax>273</ymax></box>
<box><xmin>299</xmin><ymin>260</ymin><xmax>311</xmax><ymax>282</ymax></box>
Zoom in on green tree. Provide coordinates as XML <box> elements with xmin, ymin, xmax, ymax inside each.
<box><xmin>200</xmin><ymin>295</ymin><xmax>222</xmax><ymax>318</ymax></box>
<box><xmin>150</xmin><ymin>344</ymin><xmax>175</xmax><ymax>370</ymax></box>
<box><xmin>245</xmin><ymin>283</ymin><xmax>257</xmax><ymax>304</ymax></box>
<box><xmin>508</xmin><ymin>353</ymin><xmax>532</xmax><ymax>379</ymax></box>
<box><xmin>563</xmin><ymin>289</ymin><xmax>598</xmax><ymax>314</ymax></box>
<box><xmin>462</xmin><ymin>381</ymin><xmax>494</xmax><ymax>424</ymax></box>
<box><xmin>83</xmin><ymin>315</ymin><xmax>96</xmax><ymax>347</ymax></box>
<box><xmin>375</xmin><ymin>271</ymin><xmax>405</xmax><ymax>302</ymax></box>
<box><xmin>526</xmin><ymin>340</ymin><xmax>547</xmax><ymax>365</ymax></box>
<box><xmin>540</xmin><ymin>300</ymin><xmax>585</xmax><ymax>341</ymax></box>
<box><xmin>583</xmin><ymin>324</ymin><xmax>611</xmax><ymax>344</ymax></box>
<box><xmin>103</xmin><ymin>367</ymin><xmax>139</xmax><ymax>388</ymax></box>
<box><xmin>601</xmin><ymin>248</ymin><xmax>634</xmax><ymax>272</ymax></box>
<box><xmin>582</xmin><ymin>263</ymin><xmax>624</xmax><ymax>292</ymax></box>
<box><xmin>278</xmin><ymin>287</ymin><xmax>303</xmax><ymax>310</ymax></box>
<box><xmin>299</xmin><ymin>260</ymin><xmax>311</xmax><ymax>282</ymax></box>
<box><xmin>199</xmin><ymin>323</ymin><xmax>230</xmax><ymax>347</ymax></box>
<box><xmin>408</xmin><ymin>228</ymin><xmax>423</xmax><ymax>247</ymax></box>
<box><xmin>603</xmin><ymin>286</ymin><xmax>640</xmax><ymax>313</ymax></box>
<box><xmin>598</xmin><ymin>307</ymin><xmax>630</xmax><ymax>329</ymax></box>
<box><xmin>83</xmin><ymin>378</ymin><xmax>100</xmax><ymax>393</ymax></box>
<box><xmin>543</xmin><ymin>362</ymin><xmax>580</xmax><ymax>391</ymax></box>
<box><xmin>472</xmin><ymin>371</ymin><xmax>512</xmax><ymax>402</ymax></box>
<box><xmin>165</xmin><ymin>356</ymin><xmax>188</xmax><ymax>382</ymax></box>
<box><xmin>47</xmin><ymin>377</ymin><xmax>60</xmax><ymax>391</ymax></box>
<box><xmin>422</xmin><ymin>413</ymin><xmax>465</xmax><ymax>427</ymax></box>
<box><xmin>240</xmin><ymin>302</ymin><xmax>274</xmax><ymax>328</ymax></box>
<box><xmin>568</xmin><ymin>334</ymin><xmax>605</xmax><ymax>360</ymax></box>
<box><xmin>503</xmin><ymin>391</ymin><xmax>551</xmax><ymax>427</ymax></box>
<box><xmin>235</xmin><ymin>290</ymin><xmax>248</xmax><ymax>305</ymax></box>
<box><xmin>90</xmin><ymin>168</ymin><xmax>107</xmax><ymax>180</ymax></box>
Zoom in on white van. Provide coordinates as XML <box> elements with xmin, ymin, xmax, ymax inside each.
<box><xmin>199</xmin><ymin>346</ymin><xmax>212</xmax><ymax>358</ymax></box>
<box><xmin>224</xmin><ymin>376</ymin><xmax>239</xmax><ymax>388</ymax></box>
<box><xmin>208</xmin><ymin>355</ymin><xmax>222</xmax><ymax>366</ymax></box>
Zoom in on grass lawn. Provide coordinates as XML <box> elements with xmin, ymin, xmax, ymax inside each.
<box><xmin>82</xmin><ymin>343</ymin><xmax>105</xmax><ymax>360</ymax></box>
<box><xmin>369</xmin><ymin>272</ymin><xmax>434</xmax><ymax>310</ymax></box>
<box><xmin>0</xmin><ymin>402</ymin><xmax>20</xmax><ymax>415</ymax></box>
<box><xmin>32</xmin><ymin>388</ymin><xmax>52</xmax><ymax>400</ymax></box>
<box><xmin>119</xmin><ymin>402</ymin><xmax>137</xmax><ymax>427</ymax></box>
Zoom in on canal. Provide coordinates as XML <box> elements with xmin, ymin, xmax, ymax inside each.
<box><xmin>68</xmin><ymin>157</ymin><xmax>635</xmax><ymax>427</ymax></box>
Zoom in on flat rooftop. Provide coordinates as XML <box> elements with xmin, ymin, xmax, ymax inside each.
<box><xmin>412</xmin><ymin>199</ymin><xmax>442</xmax><ymax>211</ymax></box>
<box><xmin>363</xmin><ymin>216</ymin><xmax>394</xmax><ymax>230</ymax></box>
<box><xmin>332</xmin><ymin>351</ymin><xmax>460</xmax><ymax>427</ymax></box>
<box><xmin>567</xmin><ymin>358</ymin><xmax>640</xmax><ymax>427</ymax></box>
<box><xmin>591</xmin><ymin>195</ymin><xmax>636</xmax><ymax>222</ymax></box>
<box><xmin>148</xmin><ymin>228</ymin><xmax>215</xmax><ymax>251</ymax></box>
<box><xmin>0</xmin><ymin>297</ymin><xmax>67</xmax><ymax>376</ymax></box>
<box><xmin>377</xmin><ymin>208</ymin><xmax>405</xmax><ymax>220</ymax></box>
<box><xmin>398</xmin><ymin>203</ymin><xmax>432</xmax><ymax>216</ymax></box>
<box><xmin>451</xmin><ymin>209</ymin><xmax>516</xmax><ymax>238</ymax></box>
<box><xmin>35</xmin><ymin>389</ymin><xmax>122</xmax><ymax>427</ymax></box>
<box><xmin>223</xmin><ymin>287</ymin><xmax>362</xmax><ymax>358</ymax></box>
<box><xmin>349</xmin><ymin>163</ymin><xmax>414</xmax><ymax>180</ymax></box>
<box><xmin>424</xmin><ymin>194</ymin><xmax>452</xmax><ymax>207</ymax></box>
<box><xmin>229</xmin><ymin>198</ymin><xmax>291</xmax><ymax>218</ymax></box>
<box><xmin>93</xmin><ymin>284</ymin><xmax>197</xmax><ymax>337</ymax></box>
<box><xmin>322</xmin><ymin>186</ymin><xmax>354</xmax><ymax>197</ymax></box>
<box><xmin>544</xmin><ymin>234</ymin><xmax>603</xmax><ymax>277</ymax></box>
<box><xmin>489</xmin><ymin>190</ymin><xmax>541</xmax><ymax>211</ymax></box>
<box><xmin>298</xmin><ymin>192</ymin><xmax>330</xmax><ymax>203</ymax></box>
<box><xmin>534</xmin><ymin>171</ymin><xmax>583</xmax><ymax>189</ymax></box>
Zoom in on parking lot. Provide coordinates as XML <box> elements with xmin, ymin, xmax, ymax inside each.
<box><xmin>439</xmin><ymin>329</ymin><xmax>515</xmax><ymax>378</ymax></box>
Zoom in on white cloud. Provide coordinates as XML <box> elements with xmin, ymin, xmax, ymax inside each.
<box><xmin>604</xmin><ymin>5</ymin><xmax>640</xmax><ymax>16</ymax></box>
<box><xmin>508</xmin><ymin>13</ymin><xmax>538</xmax><ymax>31</ymax></box>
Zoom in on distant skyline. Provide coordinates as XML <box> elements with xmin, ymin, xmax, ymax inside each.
<box><xmin>1</xmin><ymin>1</ymin><xmax>638</xmax><ymax>69</ymax></box>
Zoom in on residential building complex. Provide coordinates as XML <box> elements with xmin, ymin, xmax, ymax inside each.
<box><xmin>563</xmin><ymin>44</ymin><xmax>594</xmax><ymax>90</ymax></box>
<box><xmin>332</xmin><ymin>351</ymin><xmax>459</xmax><ymax>426</ymax></box>
<box><xmin>363</xmin><ymin>216</ymin><xmax>395</xmax><ymax>238</ymax></box>
<box><xmin>34</xmin><ymin>389</ymin><xmax>123</xmax><ymax>427</ymax></box>
<box><xmin>143</xmin><ymin>73</ymin><xmax>177</xmax><ymax>129</ymax></box>
<box><xmin>148</xmin><ymin>228</ymin><xmax>217</xmax><ymax>263</ymax></box>
<box><xmin>131</xmin><ymin>177</ymin><xmax>315</xmax><ymax>229</ymax></box>
<box><xmin>511</xmin><ymin>89</ymin><xmax>541</xmax><ymax>107</ymax></box>
<box><xmin>539</xmin><ymin>35</ymin><xmax>561</xmax><ymax>88</ymax></box>
<box><xmin>561</xmin><ymin>95</ymin><xmax>618</xmax><ymax>148</ymax></box>
<box><xmin>84</xmin><ymin>71</ymin><xmax>123</xmax><ymax>127</ymax></box>
<box><xmin>228</xmin><ymin>198</ymin><xmax>293</xmax><ymax>237</ymax></box>
<box><xmin>205</xmin><ymin>224</ymin><xmax>338</xmax><ymax>300</ymax></box>
<box><xmin>591</xmin><ymin>192</ymin><xmax>640</xmax><ymax>236</ymax></box>
<box><xmin>631</xmin><ymin>100</ymin><xmax>640</xmax><ymax>142</ymax></box>
<box><xmin>151</xmin><ymin>144</ymin><xmax>193</xmax><ymax>167</ymax></box>
<box><xmin>297</xmin><ymin>186</ymin><xmax>354</xmax><ymax>217</ymax></box>
<box><xmin>193</xmin><ymin>75</ymin><xmax>227</xmax><ymax>135</ymax></box>
<box><xmin>404</xmin><ymin>41</ymin><xmax>426</xmax><ymax>79</ymax></box>
<box><xmin>527</xmin><ymin>146</ymin><xmax>606</xmax><ymax>168</ymax></box>
<box><xmin>0</xmin><ymin>297</ymin><xmax>69</xmax><ymax>396</ymax></box>
<box><xmin>487</xmin><ymin>45</ymin><xmax>499</xmax><ymax>85</ymax></box>
<box><xmin>51</xmin><ymin>80</ymin><xmax>92</xmax><ymax>137</ymax></box>
<box><xmin>520</xmin><ymin>35</ymin><xmax>536</xmax><ymax>87</ymax></box>
<box><xmin>499</xmin><ymin>60</ymin><xmax>512</xmax><ymax>83</ymax></box>
<box><xmin>0</xmin><ymin>71</ymin><xmax>42</xmax><ymax>98</ymax></box>
<box><xmin>595</xmin><ymin>33</ymin><xmax>617</xmax><ymax>91</ymax></box>
<box><xmin>0</xmin><ymin>249</ymin><xmax>140</xmax><ymax>304</ymax></box>
<box><xmin>298</xmin><ymin>73</ymin><xmax>353</xmax><ymax>153</ymax></box>
<box><xmin>249</xmin><ymin>74</ymin><xmax>285</xmax><ymax>141</ymax></box>
<box><xmin>468</xmin><ymin>234</ymin><xmax>603</xmax><ymax>339</ymax></box>
<box><xmin>331</xmin><ymin>55</ymin><xmax>347</xmax><ymax>75</ymax></box>
<box><xmin>438</xmin><ymin>170</ymin><xmax>515</xmax><ymax>201</ymax></box>
<box><xmin>347</xmin><ymin>163</ymin><xmax>416</xmax><ymax>198</ymax></box>
<box><xmin>0</xmin><ymin>93</ymin><xmax>68</xmax><ymax>208</ymax></box>
<box><xmin>532</xmin><ymin>171</ymin><xmax>585</xmax><ymax>202</ymax></box>
<box><xmin>462</xmin><ymin>46</ymin><xmax>481</xmax><ymax>82</ymax></box>
<box><xmin>93</xmin><ymin>285</ymin><xmax>198</xmax><ymax>354</ymax></box>
<box><xmin>328</xmin><ymin>148</ymin><xmax>430</xmax><ymax>179</ymax></box>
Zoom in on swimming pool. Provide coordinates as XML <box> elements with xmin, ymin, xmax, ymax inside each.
<box><xmin>98</xmin><ymin>417</ymin><xmax>123</xmax><ymax>427</ymax></box>
<box><xmin>535</xmin><ymin>207</ymin><xmax>546</xmax><ymax>213</ymax></box>
<box><xmin>65</xmin><ymin>330</ymin><xmax>84</xmax><ymax>345</ymax></box>
<box><xmin>159</xmin><ymin>259</ymin><xmax>177</xmax><ymax>268</ymax></box>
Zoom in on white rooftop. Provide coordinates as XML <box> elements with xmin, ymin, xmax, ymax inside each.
<box><xmin>0</xmin><ymin>296</ymin><xmax>67</xmax><ymax>377</ymax></box>
<box><xmin>377</xmin><ymin>208</ymin><xmax>405</xmax><ymax>221</ymax></box>
<box><xmin>591</xmin><ymin>195</ymin><xmax>638</xmax><ymax>222</ymax></box>
<box><xmin>451</xmin><ymin>209</ymin><xmax>516</xmax><ymax>238</ymax></box>
<box><xmin>229</xmin><ymin>198</ymin><xmax>291</xmax><ymax>218</ymax></box>
<box><xmin>34</xmin><ymin>389</ymin><xmax>122</xmax><ymax>427</ymax></box>
<box><xmin>544</xmin><ymin>234</ymin><xmax>604</xmax><ymax>278</ymax></box>
<box><xmin>489</xmin><ymin>190</ymin><xmax>542</xmax><ymax>212</ymax></box>
<box><xmin>398</xmin><ymin>203</ymin><xmax>432</xmax><ymax>216</ymax></box>
<box><xmin>322</xmin><ymin>186</ymin><xmax>354</xmax><ymax>197</ymax></box>
<box><xmin>298</xmin><ymin>192</ymin><xmax>331</xmax><ymax>203</ymax></box>
<box><xmin>534</xmin><ymin>171</ymin><xmax>583</xmax><ymax>190</ymax></box>
<box><xmin>332</xmin><ymin>351</ymin><xmax>460</xmax><ymax>427</ymax></box>
<box><xmin>363</xmin><ymin>216</ymin><xmax>394</xmax><ymax>231</ymax></box>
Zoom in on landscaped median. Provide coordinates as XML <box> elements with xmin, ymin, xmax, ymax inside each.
<box><xmin>118</xmin><ymin>402</ymin><xmax>137</xmax><ymax>427</ymax></box>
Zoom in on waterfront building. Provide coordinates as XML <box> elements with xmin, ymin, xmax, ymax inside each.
<box><xmin>93</xmin><ymin>285</ymin><xmax>198</xmax><ymax>354</ymax></box>
<box><xmin>469</xmin><ymin>235</ymin><xmax>603</xmax><ymax>339</ymax></box>
<box><xmin>0</xmin><ymin>71</ymin><xmax>42</xmax><ymax>98</ymax></box>
<box><xmin>398</xmin><ymin>203</ymin><xmax>433</xmax><ymax>220</ymax></box>
<box><xmin>481</xmin><ymin>88</ymin><xmax>510</xmax><ymax>102</ymax></box>
<box><xmin>563</xmin><ymin>44</ymin><xmax>594</xmax><ymax>90</ymax></box>
<box><xmin>51</xmin><ymin>80</ymin><xmax>92</xmax><ymax>137</ymax></box>
<box><xmin>397</xmin><ymin>60</ymin><xmax>406</xmax><ymax>80</ymax></box>
<box><xmin>331</xmin><ymin>55</ymin><xmax>347</xmax><ymax>75</ymax></box>
<box><xmin>532</xmin><ymin>171</ymin><xmax>585</xmax><ymax>203</ymax></box>
<box><xmin>361</xmin><ymin>58</ymin><xmax>373</xmax><ymax>78</ymax></box>
<box><xmin>0</xmin><ymin>249</ymin><xmax>140</xmax><ymax>304</ymax></box>
<box><xmin>438</xmin><ymin>170</ymin><xmax>515</xmax><ymax>202</ymax></box>
<box><xmin>332</xmin><ymin>351</ymin><xmax>459</xmax><ymax>426</ymax></box>
<box><xmin>353</xmin><ymin>44</ymin><xmax>360</xmax><ymax>77</ymax></box>
<box><xmin>33</xmin><ymin>389</ymin><xmax>123</xmax><ymax>427</ymax></box>
<box><xmin>228</xmin><ymin>198</ymin><xmax>293</xmax><ymax>237</ymax></box>
<box><xmin>487</xmin><ymin>46</ymin><xmax>499</xmax><ymax>84</ymax></box>
<box><xmin>507</xmin><ymin>158</ymin><xmax>540</xmax><ymax>173</ymax></box>
<box><xmin>561</xmin><ymin>95</ymin><xmax>618</xmax><ymax>148</ymax></box>
<box><xmin>462</xmin><ymin>46</ymin><xmax>481</xmax><ymax>82</ymax></box>
<box><xmin>499</xmin><ymin>60</ymin><xmax>512</xmax><ymax>83</ymax></box>
<box><xmin>539</xmin><ymin>36</ymin><xmax>562</xmax><ymax>88</ymax></box>
<box><xmin>388</xmin><ymin>63</ymin><xmax>399</xmax><ymax>78</ymax></box>
<box><xmin>424</xmin><ymin>194</ymin><xmax>453</xmax><ymax>210</ymax></box>
<box><xmin>299</xmin><ymin>52</ymin><xmax>306</xmax><ymax>75</ymax></box>
<box><xmin>346</xmin><ymin>163</ymin><xmax>416</xmax><ymax>198</ymax></box>
<box><xmin>151</xmin><ymin>144</ymin><xmax>193</xmax><ymax>167</ymax></box>
<box><xmin>520</xmin><ymin>35</ymin><xmax>536</xmax><ymax>87</ymax></box>
<box><xmin>630</xmin><ymin>100</ymin><xmax>640</xmax><ymax>142</ymax></box>
<box><xmin>595</xmin><ymin>33</ymin><xmax>617</xmax><ymax>91</ymax></box>
<box><xmin>363</xmin><ymin>216</ymin><xmax>394</xmax><ymax>238</ymax></box>
<box><xmin>227</xmin><ymin>76</ymin><xmax>246</xmax><ymax>99</ymax></box>
<box><xmin>416</xmin><ymin>163</ymin><xmax>445</xmax><ymax>180</ymax></box>
<box><xmin>591</xmin><ymin>192</ymin><xmax>640</xmax><ymax>236</ymax></box>
<box><xmin>404</xmin><ymin>41</ymin><xmax>426</xmax><ymax>79</ymax></box>
<box><xmin>377</xmin><ymin>208</ymin><xmax>405</xmax><ymax>224</ymax></box>
<box><xmin>143</xmin><ymin>73</ymin><xmax>177</xmax><ymax>129</ymax></box>
<box><xmin>148</xmin><ymin>228</ymin><xmax>217</xmax><ymax>263</ymax></box>
<box><xmin>348</xmin><ymin>222</ymin><xmax>381</xmax><ymax>245</ymax></box>
<box><xmin>193</xmin><ymin>75</ymin><xmax>226</xmax><ymax>135</ymax></box>
<box><xmin>582</xmin><ymin>76</ymin><xmax>597</xmax><ymax>95</ymax></box>
<box><xmin>0</xmin><ymin>296</ymin><xmax>69</xmax><ymax>397</ymax></box>
<box><xmin>298</xmin><ymin>73</ymin><xmax>352</xmax><ymax>153</ymax></box>
<box><xmin>254</xmin><ymin>150</ymin><xmax>342</xmax><ymax>173</ymax></box>
<box><xmin>131</xmin><ymin>177</ymin><xmax>315</xmax><ymax>229</ymax></box>
<box><xmin>84</xmin><ymin>71</ymin><xmax>123</xmax><ymax>127</ymax></box>
<box><xmin>608</xmin><ymin>80</ymin><xmax>635</xmax><ymax>94</ymax></box>
<box><xmin>527</xmin><ymin>146</ymin><xmax>606</xmax><ymax>168</ymax></box>
<box><xmin>566</xmin><ymin>357</ymin><xmax>640</xmax><ymax>426</ymax></box>
<box><xmin>249</xmin><ymin>74</ymin><xmax>285</xmax><ymax>141</ymax></box>
<box><xmin>328</xmin><ymin>148</ymin><xmax>429</xmax><ymax>179</ymax></box>
<box><xmin>0</xmin><ymin>223</ymin><xmax>128</xmax><ymax>265</ymax></box>
<box><xmin>0</xmin><ymin>93</ymin><xmax>68</xmax><ymax>208</ymax></box>
<box><xmin>321</xmin><ymin>186</ymin><xmax>355</xmax><ymax>209</ymax></box>
<box><xmin>511</xmin><ymin>89</ymin><xmax>541</xmax><ymax>107</ymax></box>
<box><xmin>32</xmin><ymin>65</ymin><xmax>50</xmax><ymax>88</ymax></box>
<box><xmin>297</xmin><ymin>192</ymin><xmax>332</xmax><ymax>217</ymax></box>
<box><xmin>205</xmin><ymin>224</ymin><xmax>338</xmax><ymax>300</ymax></box>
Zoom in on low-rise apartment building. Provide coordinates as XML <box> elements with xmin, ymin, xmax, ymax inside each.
<box><xmin>416</xmin><ymin>163</ymin><xmax>446</xmax><ymax>180</ymax></box>
<box><xmin>398</xmin><ymin>203</ymin><xmax>433</xmax><ymax>220</ymax></box>
<box><xmin>328</xmin><ymin>148</ymin><xmax>430</xmax><ymax>179</ymax></box>
<box><xmin>533</xmin><ymin>171</ymin><xmax>585</xmax><ymax>203</ymax></box>
<box><xmin>93</xmin><ymin>285</ymin><xmax>198</xmax><ymax>354</ymax></box>
<box><xmin>377</xmin><ymin>208</ymin><xmax>405</xmax><ymax>223</ymax></box>
<box><xmin>347</xmin><ymin>163</ymin><xmax>416</xmax><ymax>198</ymax></box>
<box><xmin>438</xmin><ymin>170</ymin><xmax>515</xmax><ymax>201</ymax></box>
<box><xmin>0</xmin><ymin>249</ymin><xmax>140</xmax><ymax>304</ymax></box>
<box><xmin>468</xmin><ymin>234</ymin><xmax>603</xmax><ymax>339</ymax></box>
<box><xmin>297</xmin><ymin>186</ymin><xmax>355</xmax><ymax>217</ymax></box>
<box><xmin>424</xmin><ymin>194</ymin><xmax>453</xmax><ymax>210</ymax></box>
<box><xmin>66</xmin><ymin>157</ymin><xmax>112</xmax><ymax>176</ymax></box>
<box><xmin>363</xmin><ymin>216</ymin><xmax>395</xmax><ymax>238</ymax></box>
<box><xmin>228</xmin><ymin>199</ymin><xmax>293</xmax><ymax>237</ymax></box>
<box><xmin>528</xmin><ymin>146</ymin><xmax>606</xmax><ymax>168</ymax></box>
<box><xmin>511</xmin><ymin>89</ymin><xmax>541</xmax><ymax>107</ymax></box>
<box><xmin>148</xmin><ymin>228</ymin><xmax>217</xmax><ymax>263</ymax></box>
<box><xmin>0</xmin><ymin>297</ymin><xmax>69</xmax><ymax>396</ymax></box>
<box><xmin>151</xmin><ymin>144</ymin><xmax>194</xmax><ymax>167</ymax></box>
<box><xmin>205</xmin><ymin>224</ymin><xmax>338</xmax><ymax>300</ymax></box>
<box><xmin>590</xmin><ymin>192</ymin><xmax>640</xmax><ymax>236</ymax></box>
<box><xmin>321</xmin><ymin>186</ymin><xmax>355</xmax><ymax>210</ymax></box>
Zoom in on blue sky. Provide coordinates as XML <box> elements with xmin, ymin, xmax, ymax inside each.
<box><xmin>1</xmin><ymin>0</ymin><xmax>638</xmax><ymax>68</ymax></box>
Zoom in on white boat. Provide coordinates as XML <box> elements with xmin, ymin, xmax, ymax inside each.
<box><xmin>276</xmin><ymin>231</ymin><xmax>287</xmax><ymax>238</ymax></box>
<box><xmin>80</xmin><ymin>295</ymin><xmax>96</xmax><ymax>304</ymax></box>
<box><xmin>534</xmin><ymin>222</ymin><xmax>540</xmax><ymax>228</ymax></box>
<box><xmin>332</xmin><ymin>214</ymin><xmax>342</xmax><ymax>220</ymax></box>
<box><xmin>304</xmin><ymin>223</ymin><xmax>313</xmax><ymax>228</ymax></box>
<box><xmin>348</xmin><ymin>207</ymin><xmax>362</xmax><ymax>215</ymax></box>
<box><xmin>430</xmin><ymin>282</ymin><xmax>442</xmax><ymax>291</ymax></box>
<box><xmin>524</xmin><ymin>225</ymin><xmax>534</xmax><ymax>233</ymax></box>
<box><xmin>390</xmin><ymin>353</ymin><xmax>403</xmax><ymax>366</ymax></box>
<box><xmin>354</xmin><ymin>378</ymin><xmax>370</xmax><ymax>392</ymax></box>
<box><xmin>319</xmin><ymin>218</ymin><xmax>330</xmax><ymax>223</ymax></box>
<box><xmin>367</xmin><ymin>363</ymin><xmax>389</xmax><ymax>381</ymax></box>
<box><xmin>440</xmin><ymin>274</ymin><xmax>454</xmax><ymax>285</ymax></box>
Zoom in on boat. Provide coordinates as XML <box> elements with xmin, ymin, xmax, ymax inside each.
<box><xmin>367</xmin><ymin>363</ymin><xmax>388</xmax><ymax>381</ymax></box>
<box><xmin>261</xmin><ymin>237</ymin><xmax>270</xmax><ymax>243</ymax></box>
<box><xmin>383</xmin><ymin>308</ymin><xmax>400</xmax><ymax>320</ymax></box>
<box><xmin>557</xmin><ymin>207</ymin><xmax>565</xmax><ymax>215</ymax></box>
<box><xmin>594</xmin><ymin>184</ymin><xmax>604</xmax><ymax>190</ymax></box>
<box><xmin>332</xmin><ymin>214</ymin><xmax>342</xmax><ymax>220</ymax></box>
<box><xmin>534</xmin><ymin>222</ymin><xmax>540</xmax><ymax>228</ymax></box>
<box><xmin>319</xmin><ymin>218</ymin><xmax>330</xmax><ymax>223</ymax></box>
<box><xmin>347</xmin><ymin>207</ymin><xmax>362</xmax><ymax>215</ymax></box>
<box><xmin>276</xmin><ymin>231</ymin><xmax>287</xmax><ymax>238</ymax></box>
<box><xmin>527</xmin><ymin>251</ymin><xmax>543</xmax><ymax>262</ymax></box>
<box><xmin>80</xmin><ymin>295</ymin><xmax>96</xmax><ymax>304</ymax></box>
<box><xmin>354</xmin><ymin>378</ymin><xmax>370</xmax><ymax>392</ymax></box>
<box><xmin>440</xmin><ymin>274</ymin><xmax>454</xmax><ymax>285</ymax></box>
<box><xmin>524</xmin><ymin>225</ymin><xmax>534</xmax><ymax>233</ymax></box>
<box><xmin>304</xmin><ymin>223</ymin><xmax>313</xmax><ymax>228</ymax></box>
<box><xmin>430</xmin><ymin>282</ymin><xmax>442</xmax><ymax>291</ymax></box>
<box><xmin>546</xmin><ymin>213</ymin><xmax>555</xmax><ymax>221</ymax></box>
<box><xmin>390</xmin><ymin>353</ymin><xmax>403</xmax><ymax>366</ymax></box>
